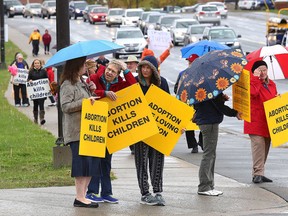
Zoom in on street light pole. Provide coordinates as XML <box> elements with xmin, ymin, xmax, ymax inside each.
<box><xmin>0</xmin><ymin>0</ymin><xmax>6</xmax><ymax>69</ymax></box>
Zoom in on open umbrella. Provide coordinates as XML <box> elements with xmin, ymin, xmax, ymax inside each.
<box><xmin>44</xmin><ymin>40</ymin><xmax>124</xmax><ymax>68</ymax></box>
<box><xmin>181</xmin><ymin>40</ymin><xmax>230</xmax><ymax>58</ymax></box>
<box><xmin>245</xmin><ymin>44</ymin><xmax>288</xmax><ymax>80</ymax></box>
<box><xmin>176</xmin><ymin>49</ymin><xmax>247</xmax><ymax>105</ymax></box>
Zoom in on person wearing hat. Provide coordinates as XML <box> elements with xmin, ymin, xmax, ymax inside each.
<box><xmin>244</xmin><ymin>60</ymin><xmax>278</xmax><ymax>184</ymax></box>
<box><xmin>174</xmin><ymin>54</ymin><xmax>203</xmax><ymax>154</ymax></box>
<box><xmin>134</xmin><ymin>55</ymin><xmax>170</xmax><ymax>206</ymax></box>
<box><xmin>28</xmin><ymin>28</ymin><xmax>41</xmax><ymax>57</ymax></box>
<box><xmin>125</xmin><ymin>55</ymin><xmax>139</xmax><ymax>77</ymax></box>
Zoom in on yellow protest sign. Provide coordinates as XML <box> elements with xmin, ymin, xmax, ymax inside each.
<box><xmin>264</xmin><ymin>92</ymin><xmax>288</xmax><ymax>147</ymax></box>
<box><xmin>185</xmin><ymin>108</ymin><xmax>199</xmax><ymax>131</ymax></box>
<box><xmin>232</xmin><ymin>69</ymin><xmax>251</xmax><ymax>122</ymax></box>
<box><xmin>100</xmin><ymin>84</ymin><xmax>159</xmax><ymax>154</ymax></box>
<box><xmin>143</xmin><ymin>84</ymin><xmax>194</xmax><ymax>155</ymax></box>
<box><xmin>79</xmin><ymin>99</ymin><xmax>108</xmax><ymax>158</ymax></box>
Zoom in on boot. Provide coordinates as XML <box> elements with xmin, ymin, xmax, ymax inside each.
<box><xmin>40</xmin><ymin>110</ymin><xmax>46</xmax><ymax>125</ymax></box>
<box><xmin>33</xmin><ymin>111</ymin><xmax>38</xmax><ymax>124</ymax></box>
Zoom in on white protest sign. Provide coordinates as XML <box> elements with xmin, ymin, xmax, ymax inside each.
<box><xmin>147</xmin><ymin>29</ymin><xmax>171</xmax><ymax>51</ymax></box>
<box><xmin>26</xmin><ymin>78</ymin><xmax>52</xmax><ymax>100</ymax></box>
<box><xmin>13</xmin><ymin>68</ymin><xmax>29</xmax><ymax>84</ymax></box>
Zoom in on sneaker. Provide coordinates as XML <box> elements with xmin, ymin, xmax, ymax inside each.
<box><xmin>198</xmin><ymin>190</ymin><xmax>219</xmax><ymax>196</ymax></box>
<box><xmin>140</xmin><ymin>193</ymin><xmax>158</xmax><ymax>206</ymax></box>
<box><xmin>15</xmin><ymin>104</ymin><xmax>21</xmax><ymax>107</ymax></box>
<box><xmin>48</xmin><ymin>102</ymin><xmax>57</xmax><ymax>107</ymax></box>
<box><xmin>22</xmin><ymin>103</ymin><xmax>29</xmax><ymax>107</ymax></box>
<box><xmin>191</xmin><ymin>146</ymin><xmax>198</xmax><ymax>153</ymax></box>
<box><xmin>155</xmin><ymin>194</ymin><xmax>165</xmax><ymax>206</ymax></box>
<box><xmin>212</xmin><ymin>189</ymin><xmax>223</xmax><ymax>195</ymax></box>
<box><xmin>102</xmin><ymin>195</ymin><xmax>118</xmax><ymax>204</ymax></box>
<box><xmin>86</xmin><ymin>193</ymin><xmax>104</xmax><ymax>203</ymax></box>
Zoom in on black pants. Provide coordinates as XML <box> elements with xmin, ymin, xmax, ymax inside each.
<box><xmin>44</xmin><ymin>44</ymin><xmax>50</xmax><ymax>53</ymax></box>
<box><xmin>33</xmin><ymin>98</ymin><xmax>45</xmax><ymax>112</ymax></box>
<box><xmin>13</xmin><ymin>84</ymin><xmax>29</xmax><ymax>105</ymax></box>
<box><xmin>32</xmin><ymin>40</ymin><xmax>39</xmax><ymax>56</ymax></box>
<box><xmin>185</xmin><ymin>130</ymin><xmax>203</xmax><ymax>149</ymax></box>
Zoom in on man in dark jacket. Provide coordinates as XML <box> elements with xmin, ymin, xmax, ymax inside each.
<box><xmin>194</xmin><ymin>93</ymin><xmax>241</xmax><ymax>196</ymax></box>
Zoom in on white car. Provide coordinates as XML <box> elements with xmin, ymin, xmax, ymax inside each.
<box><xmin>122</xmin><ymin>8</ymin><xmax>143</xmax><ymax>26</ymax></box>
<box><xmin>194</xmin><ymin>5</ymin><xmax>221</xmax><ymax>26</ymax></box>
<box><xmin>206</xmin><ymin>2</ymin><xmax>228</xmax><ymax>18</ymax></box>
<box><xmin>112</xmin><ymin>28</ymin><xmax>147</xmax><ymax>59</ymax></box>
<box><xmin>106</xmin><ymin>8</ymin><xmax>124</xmax><ymax>27</ymax></box>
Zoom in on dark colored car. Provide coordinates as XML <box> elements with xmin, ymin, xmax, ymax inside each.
<box><xmin>41</xmin><ymin>0</ymin><xmax>56</xmax><ymax>19</ymax></box>
<box><xmin>4</xmin><ymin>0</ymin><xmax>24</xmax><ymax>18</ymax></box>
<box><xmin>69</xmin><ymin>0</ymin><xmax>88</xmax><ymax>20</ymax></box>
<box><xmin>83</xmin><ymin>4</ymin><xmax>101</xmax><ymax>22</ymax></box>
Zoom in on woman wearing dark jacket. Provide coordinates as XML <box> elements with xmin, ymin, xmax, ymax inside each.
<box><xmin>27</xmin><ymin>59</ymin><xmax>48</xmax><ymax>124</ymax></box>
<box><xmin>134</xmin><ymin>55</ymin><xmax>170</xmax><ymax>206</ymax></box>
<box><xmin>194</xmin><ymin>93</ymin><xmax>241</xmax><ymax>196</ymax></box>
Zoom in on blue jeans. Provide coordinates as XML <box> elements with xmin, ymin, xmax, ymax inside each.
<box><xmin>87</xmin><ymin>149</ymin><xmax>112</xmax><ymax>196</ymax></box>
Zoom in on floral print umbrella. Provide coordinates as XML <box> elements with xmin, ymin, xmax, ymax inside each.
<box><xmin>176</xmin><ymin>49</ymin><xmax>247</xmax><ymax>105</ymax></box>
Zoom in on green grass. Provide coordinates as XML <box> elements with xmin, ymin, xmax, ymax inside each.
<box><xmin>0</xmin><ymin>41</ymin><xmax>74</xmax><ymax>189</ymax></box>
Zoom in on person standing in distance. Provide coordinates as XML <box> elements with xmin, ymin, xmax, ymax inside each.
<box><xmin>42</xmin><ymin>29</ymin><xmax>52</xmax><ymax>55</ymax></box>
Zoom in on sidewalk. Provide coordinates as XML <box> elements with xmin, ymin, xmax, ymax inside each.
<box><xmin>2</xmin><ymin>26</ymin><xmax>288</xmax><ymax>216</ymax></box>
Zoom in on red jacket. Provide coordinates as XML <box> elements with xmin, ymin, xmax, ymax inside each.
<box><xmin>244</xmin><ymin>73</ymin><xmax>277</xmax><ymax>138</ymax></box>
<box><xmin>46</xmin><ymin>67</ymin><xmax>54</xmax><ymax>83</ymax></box>
<box><xmin>89</xmin><ymin>69</ymin><xmax>136</xmax><ymax>98</ymax></box>
<box><xmin>42</xmin><ymin>33</ymin><xmax>52</xmax><ymax>45</ymax></box>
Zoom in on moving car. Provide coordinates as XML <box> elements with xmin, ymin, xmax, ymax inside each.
<box><xmin>23</xmin><ymin>3</ymin><xmax>41</xmax><ymax>18</ymax></box>
<box><xmin>183</xmin><ymin>24</ymin><xmax>212</xmax><ymax>46</ymax></box>
<box><xmin>138</xmin><ymin>11</ymin><xmax>155</xmax><ymax>32</ymax></box>
<box><xmin>88</xmin><ymin>7</ymin><xmax>108</xmax><ymax>24</ymax></box>
<box><xmin>112</xmin><ymin>28</ymin><xmax>146</xmax><ymax>59</ymax></box>
<box><xmin>41</xmin><ymin>0</ymin><xmax>56</xmax><ymax>19</ymax></box>
<box><xmin>154</xmin><ymin>15</ymin><xmax>181</xmax><ymax>31</ymax></box>
<box><xmin>106</xmin><ymin>8</ymin><xmax>124</xmax><ymax>27</ymax></box>
<box><xmin>5</xmin><ymin>0</ymin><xmax>24</xmax><ymax>18</ymax></box>
<box><xmin>194</xmin><ymin>5</ymin><xmax>221</xmax><ymax>25</ymax></box>
<box><xmin>170</xmin><ymin>18</ymin><xmax>199</xmax><ymax>45</ymax></box>
<box><xmin>122</xmin><ymin>8</ymin><xmax>143</xmax><ymax>26</ymax></box>
<box><xmin>202</xmin><ymin>26</ymin><xmax>242</xmax><ymax>50</ymax></box>
<box><xmin>83</xmin><ymin>4</ymin><xmax>101</xmax><ymax>22</ymax></box>
<box><xmin>142</xmin><ymin>13</ymin><xmax>162</xmax><ymax>34</ymax></box>
<box><xmin>69</xmin><ymin>0</ymin><xmax>87</xmax><ymax>19</ymax></box>
<box><xmin>206</xmin><ymin>2</ymin><xmax>228</xmax><ymax>18</ymax></box>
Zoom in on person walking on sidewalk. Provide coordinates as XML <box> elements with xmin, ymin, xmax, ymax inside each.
<box><xmin>244</xmin><ymin>60</ymin><xmax>278</xmax><ymax>184</ymax></box>
<box><xmin>28</xmin><ymin>28</ymin><xmax>41</xmax><ymax>57</ymax></box>
<box><xmin>86</xmin><ymin>60</ymin><xmax>136</xmax><ymax>204</ymax></box>
<box><xmin>42</xmin><ymin>29</ymin><xmax>52</xmax><ymax>55</ymax></box>
<box><xmin>27</xmin><ymin>59</ymin><xmax>48</xmax><ymax>124</ymax></box>
<box><xmin>10</xmin><ymin>53</ymin><xmax>30</xmax><ymax>107</ymax></box>
<box><xmin>134</xmin><ymin>55</ymin><xmax>170</xmax><ymax>206</ymax></box>
<box><xmin>174</xmin><ymin>54</ymin><xmax>203</xmax><ymax>153</ymax></box>
<box><xmin>194</xmin><ymin>93</ymin><xmax>242</xmax><ymax>196</ymax></box>
<box><xmin>60</xmin><ymin>56</ymin><xmax>100</xmax><ymax>208</ymax></box>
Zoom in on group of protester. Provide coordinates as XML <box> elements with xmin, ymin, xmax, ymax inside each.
<box><xmin>28</xmin><ymin>28</ymin><xmax>52</xmax><ymax>56</ymax></box>
<box><xmin>59</xmin><ymin>37</ymin><xmax>278</xmax><ymax>208</ymax></box>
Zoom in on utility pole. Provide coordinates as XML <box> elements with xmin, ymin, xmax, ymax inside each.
<box><xmin>0</xmin><ymin>0</ymin><xmax>6</xmax><ymax>69</ymax></box>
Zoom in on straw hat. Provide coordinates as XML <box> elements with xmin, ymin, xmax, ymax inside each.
<box><xmin>125</xmin><ymin>55</ymin><xmax>139</xmax><ymax>63</ymax></box>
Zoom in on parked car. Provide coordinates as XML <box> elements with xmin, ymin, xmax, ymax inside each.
<box><xmin>154</xmin><ymin>15</ymin><xmax>181</xmax><ymax>31</ymax></box>
<box><xmin>106</xmin><ymin>8</ymin><xmax>124</xmax><ymax>27</ymax></box>
<box><xmin>183</xmin><ymin>24</ymin><xmax>213</xmax><ymax>46</ymax></box>
<box><xmin>5</xmin><ymin>0</ymin><xmax>24</xmax><ymax>18</ymax></box>
<box><xmin>194</xmin><ymin>5</ymin><xmax>221</xmax><ymax>25</ymax></box>
<box><xmin>202</xmin><ymin>26</ymin><xmax>242</xmax><ymax>50</ymax></box>
<box><xmin>122</xmin><ymin>8</ymin><xmax>144</xmax><ymax>26</ymax></box>
<box><xmin>83</xmin><ymin>4</ymin><xmax>101</xmax><ymax>22</ymax></box>
<box><xmin>143</xmin><ymin>13</ymin><xmax>162</xmax><ymax>34</ymax></box>
<box><xmin>41</xmin><ymin>0</ymin><xmax>56</xmax><ymax>19</ymax></box>
<box><xmin>88</xmin><ymin>7</ymin><xmax>108</xmax><ymax>24</ymax></box>
<box><xmin>112</xmin><ymin>28</ymin><xmax>146</xmax><ymax>59</ymax></box>
<box><xmin>69</xmin><ymin>0</ymin><xmax>87</xmax><ymax>19</ymax></box>
<box><xmin>170</xmin><ymin>18</ymin><xmax>200</xmax><ymax>45</ymax></box>
<box><xmin>206</xmin><ymin>2</ymin><xmax>228</xmax><ymax>18</ymax></box>
<box><xmin>238</xmin><ymin>0</ymin><xmax>274</xmax><ymax>9</ymax></box>
<box><xmin>23</xmin><ymin>3</ymin><xmax>41</xmax><ymax>18</ymax></box>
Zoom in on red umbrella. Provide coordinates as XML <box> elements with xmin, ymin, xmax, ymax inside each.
<box><xmin>245</xmin><ymin>45</ymin><xmax>288</xmax><ymax>80</ymax></box>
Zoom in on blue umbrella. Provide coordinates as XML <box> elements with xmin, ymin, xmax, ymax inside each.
<box><xmin>181</xmin><ymin>40</ymin><xmax>230</xmax><ymax>58</ymax></box>
<box><xmin>176</xmin><ymin>49</ymin><xmax>247</xmax><ymax>105</ymax></box>
<box><xmin>44</xmin><ymin>40</ymin><xmax>124</xmax><ymax>68</ymax></box>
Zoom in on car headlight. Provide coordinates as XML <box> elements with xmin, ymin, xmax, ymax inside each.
<box><xmin>93</xmin><ymin>15</ymin><xmax>99</xmax><ymax>19</ymax></box>
<box><xmin>110</xmin><ymin>17</ymin><xmax>115</xmax><ymax>21</ymax></box>
<box><xmin>190</xmin><ymin>36</ymin><xmax>198</xmax><ymax>43</ymax></box>
<box><xmin>234</xmin><ymin>42</ymin><xmax>240</xmax><ymax>47</ymax></box>
<box><xmin>10</xmin><ymin>7</ymin><xmax>15</xmax><ymax>11</ymax></box>
<box><xmin>75</xmin><ymin>9</ymin><xmax>80</xmax><ymax>13</ymax></box>
<box><xmin>175</xmin><ymin>31</ymin><xmax>182</xmax><ymax>37</ymax></box>
<box><xmin>148</xmin><ymin>24</ymin><xmax>154</xmax><ymax>29</ymax></box>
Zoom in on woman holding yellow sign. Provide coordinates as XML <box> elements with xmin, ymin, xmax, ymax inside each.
<box><xmin>60</xmin><ymin>56</ymin><xmax>100</xmax><ymax>208</ymax></box>
<box><xmin>244</xmin><ymin>60</ymin><xmax>278</xmax><ymax>184</ymax></box>
<box><xmin>134</xmin><ymin>55</ymin><xmax>170</xmax><ymax>206</ymax></box>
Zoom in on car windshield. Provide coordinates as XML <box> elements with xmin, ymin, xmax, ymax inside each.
<box><xmin>47</xmin><ymin>2</ymin><xmax>56</xmax><ymax>7</ymax></box>
<box><xmin>127</xmin><ymin>11</ymin><xmax>142</xmax><ymax>17</ymax></box>
<box><xmin>209</xmin><ymin>29</ymin><xmax>236</xmax><ymax>39</ymax></box>
<box><xmin>117</xmin><ymin>30</ymin><xmax>143</xmax><ymax>39</ymax></box>
<box><xmin>9</xmin><ymin>0</ymin><xmax>22</xmax><ymax>5</ymax></box>
<box><xmin>92</xmin><ymin>8</ymin><xmax>108</xmax><ymax>13</ymax></box>
<box><xmin>161</xmin><ymin>17</ymin><xmax>179</xmax><ymax>24</ymax></box>
<box><xmin>202</xmin><ymin>6</ymin><xmax>218</xmax><ymax>11</ymax></box>
<box><xmin>148</xmin><ymin>15</ymin><xmax>161</xmax><ymax>23</ymax></box>
<box><xmin>176</xmin><ymin>21</ymin><xmax>198</xmax><ymax>28</ymax></box>
<box><xmin>74</xmin><ymin>2</ymin><xmax>87</xmax><ymax>9</ymax></box>
<box><xmin>190</xmin><ymin>26</ymin><xmax>206</xmax><ymax>34</ymax></box>
<box><xmin>109</xmin><ymin>10</ymin><xmax>124</xmax><ymax>15</ymax></box>
<box><xmin>31</xmin><ymin>4</ymin><xmax>41</xmax><ymax>8</ymax></box>
<box><xmin>141</xmin><ymin>13</ymin><xmax>149</xmax><ymax>20</ymax></box>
